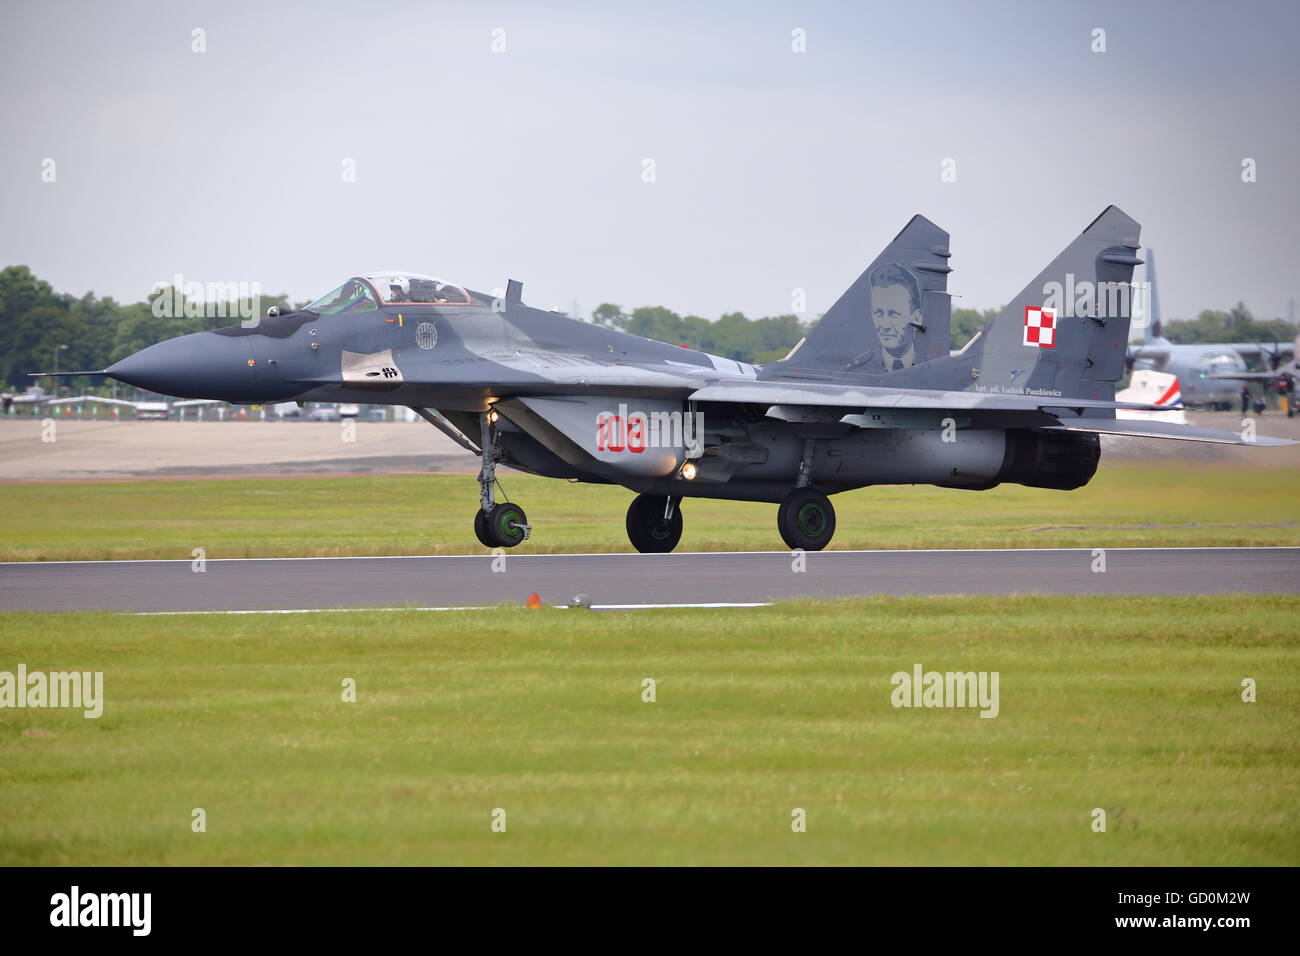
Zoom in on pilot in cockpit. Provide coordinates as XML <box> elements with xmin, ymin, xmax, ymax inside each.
<box><xmin>388</xmin><ymin>276</ymin><xmax>411</xmax><ymax>303</ymax></box>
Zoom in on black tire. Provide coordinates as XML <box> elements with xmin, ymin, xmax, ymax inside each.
<box><xmin>473</xmin><ymin>509</ymin><xmax>495</xmax><ymax>548</ymax></box>
<box><xmin>484</xmin><ymin>502</ymin><xmax>528</xmax><ymax>548</ymax></box>
<box><xmin>777</xmin><ymin>487</ymin><xmax>836</xmax><ymax>551</ymax></box>
<box><xmin>625</xmin><ymin>494</ymin><xmax>683</xmax><ymax>553</ymax></box>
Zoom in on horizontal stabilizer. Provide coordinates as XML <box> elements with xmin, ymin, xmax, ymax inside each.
<box><xmin>1043</xmin><ymin>418</ymin><xmax>1295</xmax><ymax>446</ymax></box>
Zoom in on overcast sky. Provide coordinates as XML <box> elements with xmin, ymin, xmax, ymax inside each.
<box><xmin>2</xmin><ymin>0</ymin><xmax>1297</xmax><ymax>324</ymax></box>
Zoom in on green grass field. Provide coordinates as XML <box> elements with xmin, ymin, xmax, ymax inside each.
<box><xmin>3</xmin><ymin>462</ymin><xmax>1298</xmax><ymax>561</ymax></box>
<box><xmin>1</xmin><ymin>595</ymin><xmax>1297</xmax><ymax>866</ymax></box>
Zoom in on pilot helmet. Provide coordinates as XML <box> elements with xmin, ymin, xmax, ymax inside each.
<box><xmin>389</xmin><ymin>276</ymin><xmax>410</xmax><ymax>298</ymax></box>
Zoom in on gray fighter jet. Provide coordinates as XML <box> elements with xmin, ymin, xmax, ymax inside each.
<box><xmin>101</xmin><ymin>206</ymin><xmax>1291</xmax><ymax>552</ymax></box>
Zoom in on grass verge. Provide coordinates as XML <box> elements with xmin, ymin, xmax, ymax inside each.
<box><xmin>1</xmin><ymin>594</ymin><xmax>1296</xmax><ymax>865</ymax></box>
<box><xmin>2</xmin><ymin>463</ymin><xmax>1299</xmax><ymax>561</ymax></box>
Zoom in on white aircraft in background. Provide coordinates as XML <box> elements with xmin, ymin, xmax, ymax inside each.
<box><xmin>1116</xmin><ymin>370</ymin><xmax>1186</xmax><ymax>425</ymax></box>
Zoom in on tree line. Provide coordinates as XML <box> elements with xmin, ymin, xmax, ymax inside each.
<box><xmin>592</xmin><ymin>304</ymin><xmax>1006</xmax><ymax>359</ymax></box>
<box><xmin>1157</xmin><ymin>302</ymin><xmax>1296</xmax><ymax>348</ymax></box>
<box><xmin>1</xmin><ymin>264</ymin><xmax>1293</xmax><ymax>392</ymax></box>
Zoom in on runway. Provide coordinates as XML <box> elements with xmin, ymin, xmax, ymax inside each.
<box><xmin>0</xmin><ymin>547</ymin><xmax>1294</xmax><ymax>613</ymax></box>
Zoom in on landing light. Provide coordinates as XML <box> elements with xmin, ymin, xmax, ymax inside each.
<box><xmin>487</xmin><ymin>408</ymin><xmax>499</xmax><ymax>423</ymax></box>
<box><xmin>679</xmin><ymin>461</ymin><xmax>697</xmax><ymax>480</ymax></box>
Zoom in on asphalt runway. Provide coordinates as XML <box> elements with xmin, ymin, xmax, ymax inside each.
<box><xmin>0</xmin><ymin>547</ymin><xmax>1294</xmax><ymax>613</ymax></box>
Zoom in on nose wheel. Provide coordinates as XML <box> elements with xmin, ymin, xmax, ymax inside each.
<box><xmin>626</xmin><ymin>494</ymin><xmax>683</xmax><ymax>553</ymax></box>
<box><xmin>777</xmin><ymin>487</ymin><xmax>835</xmax><ymax>551</ymax></box>
<box><xmin>476</xmin><ymin>501</ymin><xmax>530</xmax><ymax>548</ymax></box>
<box><xmin>472</xmin><ymin>409</ymin><xmax>531</xmax><ymax>548</ymax></box>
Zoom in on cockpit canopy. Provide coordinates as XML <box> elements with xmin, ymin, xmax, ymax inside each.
<box><xmin>306</xmin><ymin>273</ymin><xmax>471</xmax><ymax>315</ymax></box>
<box><xmin>1201</xmin><ymin>352</ymin><xmax>1246</xmax><ymax>370</ymax></box>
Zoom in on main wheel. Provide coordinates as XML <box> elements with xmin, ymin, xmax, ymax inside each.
<box><xmin>483</xmin><ymin>502</ymin><xmax>529</xmax><ymax>548</ymax></box>
<box><xmin>625</xmin><ymin>494</ymin><xmax>683</xmax><ymax>553</ymax></box>
<box><xmin>777</xmin><ymin>487</ymin><xmax>836</xmax><ymax>551</ymax></box>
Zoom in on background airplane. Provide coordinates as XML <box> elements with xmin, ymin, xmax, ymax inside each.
<box><xmin>1206</xmin><ymin>334</ymin><xmax>1300</xmax><ymax>382</ymax></box>
<box><xmin>1204</xmin><ymin>333</ymin><xmax>1300</xmax><ymax>417</ymax></box>
<box><xmin>1127</xmin><ymin>249</ymin><xmax>1295</xmax><ymax>408</ymax></box>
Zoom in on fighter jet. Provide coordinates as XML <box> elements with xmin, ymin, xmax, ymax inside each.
<box><xmin>102</xmin><ymin>206</ymin><xmax>1292</xmax><ymax>553</ymax></box>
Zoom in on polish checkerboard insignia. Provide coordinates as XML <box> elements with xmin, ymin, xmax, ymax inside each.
<box><xmin>1023</xmin><ymin>307</ymin><xmax>1056</xmax><ymax>348</ymax></box>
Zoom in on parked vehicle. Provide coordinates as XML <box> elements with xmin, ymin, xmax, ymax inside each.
<box><xmin>133</xmin><ymin>401</ymin><xmax>169</xmax><ymax>420</ymax></box>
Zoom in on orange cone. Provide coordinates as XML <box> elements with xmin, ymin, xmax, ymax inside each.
<box><xmin>525</xmin><ymin>593</ymin><xmax>542</xmax><ymax>609</ymax></box>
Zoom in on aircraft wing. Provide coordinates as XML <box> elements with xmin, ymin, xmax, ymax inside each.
<box><xmin>1128</xmin><ymin>345</ymin><xmax>1171</xmax><ymax>364</ymax></box>
<box><xmin>687</xmin><ymin>380</ymin><xmax>1292</xmax><ymax>446</ymax></box>
<box><xmin>461</xmin><ymin>352</ymin><xmax>711</xmax><ymax>392</ymax></box>
<box><xmin>1208</xmin><ymin>370</ymin><xmax>1285</xmax><ymax>382</ymax></box>
<box><xmin>687</xmin><ymin>380</ymin><xmax>1173</xmax><ymax>414</ymax></box>
<box><xmin>1221</xmin><ymin>343</ymin><xmax>1295</xmax><ymax>359</ymax></box>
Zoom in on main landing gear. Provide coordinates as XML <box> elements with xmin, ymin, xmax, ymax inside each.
<box><xmin>473</xmin><ymin>411</ymin><xmax>531</xmax><ymax>548</ymax></box>
<box><xmin>622</xmin><ymin>487</ymin><xmax>835</xmax><ymax>553</ymax></box>
<box><xmin>626</xmin><ymin>494</ymin><xmax>683</xmax><ymax>553</ymax></box>
<box><xmin>776</xmin><ymin>486</ymin><xmax>836</xmax><ymax>551</ymax></box>
<box><xmin>774</xmin><ymin>440</ymin><xmax>836</xmax><ymax>551</ymax></box>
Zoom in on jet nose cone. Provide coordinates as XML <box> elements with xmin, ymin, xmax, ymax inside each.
<box><xmin>107</xmin><ymin>332</ymin><xmax>256</xmax><ymax>401</ymax></box>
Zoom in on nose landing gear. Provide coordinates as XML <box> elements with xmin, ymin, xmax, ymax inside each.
<box><xmin>473</xmin><ymin>409</ymin><xmax>531</xmax><ymax>548</ymax></box>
